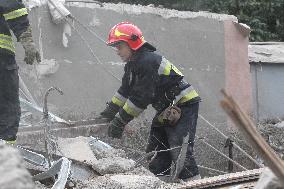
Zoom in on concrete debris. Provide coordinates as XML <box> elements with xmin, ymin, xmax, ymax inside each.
<box><xmin>35</xmin><ymin>181</ymin><xmax>48</xmax><ymax>189</ymax></box>
<box><xmin>275</xmin><ymin>121</ymin><xmax>284</xmax><ymax>128</ymax></box>
<box><xmin>126</xmin><ymin>166</ymin><xmax>155</xmax><ymax>176</ymax></box>
<box><xmin>0</xmin><ymin>143</ymin><xmax>35</xmax><ymax>189</ymax></box>
<box><xmin>258</xmin><ymin>123</ymin><xmax>284</xmax><ymax>159</ymax></box>
<box><xmin>17</xmin><ymin>145</ymin><xmax>48</xmax><ymax>167</ymax></box>
<box><xmin>89</xmin><ymin>137</ymin><xmax>126</xmax><ymax>159</ymax></box>
<box><xmin>33</xmin><ymin>157</ymin><xmax>71</xmax><ymax>189</ymax></box>
<box><xmin>57</xmin><ymin>136</ymin><xmax>98</xmax><ymax>165</ymax></box>
<box><xmin>92</xmin><ymin>157</ymin><xmax>135</xmax><ymax>175</ymax></box>
<box><xmin>74</xmin><ymin>174</ymin><xmax>163</xmax><ymax>189</ymax></box>
<box><xmin>108</xmin><ymin>174</ymin><xmax>162</xmax><ymax>189</ymax></box>
<box><xmin>70</xmin><ymin>162</ymin><xmax>96</xmax><ymax>181</ymax></box>
<box><xmin>254</xmin><ymin>168</ymin><xmax>284</xmax><ymax>189</ymax></box>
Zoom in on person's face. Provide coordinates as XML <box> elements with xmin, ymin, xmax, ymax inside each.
<box><xmin>115</xmin><ymin>42</ymin><xmax>133</xmax><ymax>62</ymax></box>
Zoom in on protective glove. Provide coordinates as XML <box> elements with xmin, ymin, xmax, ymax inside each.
<box><xmin>19</xmin><ymin>26</ymin><xmax>41</xmax><ymax>65</ymax></box>
<box><xmin>108</xmin><ymin>116</ymin><xmax>127</xmax><ymax>139</ymax></box>
<box><xmin>99</xmin><ymin>102</ymin><xmax>120</xmax><ymax>121</ymax></box>
<box><xmin>158</xmin><ymin>105</ymin><xmax>181</xmax><ymax>126</ymax></box>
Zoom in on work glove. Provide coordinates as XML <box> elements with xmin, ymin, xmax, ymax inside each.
<box><xmin>99</xmin><ymin>102</ymin><xmax>120</xmax><ymax>121</ymax></box>
<box><xmin>108</xmin><ymin>116</ymin><xmax>127</xmax><ymax>139</ymax></box>
<box><xmin>19</xmin><ymin>26</ymin><xmax>41</xmax><ymax>65</ymax></box>
<box><xmin>158</xmin><ymin>105</ymin><xmax>181</xmax><ymax>126</ymax></box>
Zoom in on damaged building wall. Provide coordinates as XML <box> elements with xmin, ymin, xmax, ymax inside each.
<box><xmin>249</xmin><ymin>44</ymin><xmax>284</xmax><ymax>121</ymax></box>
<box><xmin>224</xmin><ymin>21</ymin><xmax>252</xmax><ymax>121</ymax></box>
<box><xmin>16</xmin><ymin>2</ymin><xmax>252</xmax><ymax>172</ymax></box>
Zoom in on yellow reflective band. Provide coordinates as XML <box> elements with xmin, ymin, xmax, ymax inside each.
<box><xmin>114</xmin><ymin>29</ymin><xmax>129</xmax><ymax>37</ymax></box>
<box><xmin>0</xmin><ymin>38</ymin><xmax>14</xmax><ymax>47</ymax></box>
<box><xmin>122</xmin><ymin>101</ymin><xmax>143</xmax><ymax>117</ymax></box>
<box><xmin>111</xmin><ymin>96</ymin><xmax>125</xmax><ymax>107</ymax></box>
<box><xmin>0</xmin><ymin>34</ymin><xmax>15</xmax><ymax>52</ymax></box>
<box><xmin>158</xmin><ymin>57</ymin><xmax>183</xmax><ymax>76</ymax></box>
<box><xmin>5</xmin><ymin>140</ymin><xmax>16</xmax><ymax>145</ymax></box>
<box><xmin>178</xmin><ymin>90</ymin><xmax>199</xmax><ymax>104</ymax></box>
<box><xmin>3</xmin><ymin>8</ymin><xmax>28</xmax><ymax>20</ymax></box>
<box><xmin>171</xmin><ymin>64</ymin><xmax>184</xmax><ymax>76</ymax></box>
<box><xmin>164</xmin><ymin>61</ymin><xmax>171</xmax><ymax>75</ymax></box>
<box><xmin>123</xmin><ymin>103</ymin><xmax>139</xmax><ymax>117</ymax></box>
<box><xmin>0</xmin><ymin>34</ymin><xmax>13</xmax><ymax>42</ymax></box>
<box><xmin>0</xmin><ymin>43</ymin><xmax>16</xmax><ymax>53</ymax></box>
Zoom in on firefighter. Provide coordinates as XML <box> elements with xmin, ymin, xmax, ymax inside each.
<box><xmin>100</xmin><ymin>22</ymin><xmax>201</xmax><ymax>181</ymax></box>
<box><xmin>0</xmin><ymin>0</ymin><xmax>41</xmax><ymax>144</ymax></box>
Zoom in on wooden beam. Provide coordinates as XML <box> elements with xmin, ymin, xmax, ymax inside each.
<box><xmin>220</xmin><ymin>89</ymin><xmax>284</xmax><ymax>186</ymax></box>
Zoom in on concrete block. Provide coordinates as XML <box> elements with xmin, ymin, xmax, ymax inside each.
<box><xmin>57</xmin><ymin>136</ymin><xmax>97</xmax><ymax>165</ymax></box>
<box><xmin>92</xmin><ymin>157</ymin><xmax>135</xmax><ymax>175</ymax></box>
<box><xmin>0</xmin><ymin>144</ymin><xmax>35</xmax><ymax>189</ymax></box>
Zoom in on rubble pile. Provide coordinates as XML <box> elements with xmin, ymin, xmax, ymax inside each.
<box><xmin>255</xmin><ymin>168</ymin><xmax>283</xmax><ymax>189</ymax></box>
<box><xmin>258</xmin><ymin>120</ymin><xmax>284</xmax><ymax>159</ymax></box>
<box><xmin>0</xmin><ymin>143</ymin><xmax>35</xmax><ymax>189</ymax></box>
<box><xmin>26</xmin><ymin>136</ymin><xmax>183</xmax><ymax>189</ymax></box>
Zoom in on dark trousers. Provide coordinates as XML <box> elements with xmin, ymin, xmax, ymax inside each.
<box><xmin>146</xmin><ymin>102</ymin><xmax>199</xmax><ymax>180</ymax></box>
<box><xmin>0</xmin><ymin>54</ymin><xmax>20</xmax><ymax>141</ymax></box>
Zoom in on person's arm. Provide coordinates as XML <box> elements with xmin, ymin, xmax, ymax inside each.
<box><xmin>119</xmin><ymin>66</ymin><xmax>156</xmax><ymax>122</ymax></box>
<box><xmin>2</xmin><ymin>0</ymin><xmax>29</xmax><ymax>39</ymax></box>
<box><xmin>108</xmin><ymin>63</ymin><xmax>157</xmax><ymax>138</ymax></box>
<box><xmin>3</xmin><ymin>0</ymin><xmax>40</xmax><ymax>64</ymax></box>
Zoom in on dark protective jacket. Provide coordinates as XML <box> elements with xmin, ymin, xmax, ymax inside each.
<box><xmin>0</xmin><ymin>0</ymin><xmax>29</xmax><ymax>56</ymax></box>
<box><xmin>111</xmin><ymin>45</ymin><xmax>201</xmax><ymax>123</ymax></box>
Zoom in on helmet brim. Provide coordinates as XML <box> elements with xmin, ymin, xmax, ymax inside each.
<box><xmin>107</xmin><ymin>40</ymin><xmax>121</xmax><ymax>47</ymax></box>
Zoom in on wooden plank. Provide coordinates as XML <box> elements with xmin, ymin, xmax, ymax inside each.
<box><xmin>220</xmin><ymin>89</ymin><xmax>284</xmax><ymax>186</ymax></box>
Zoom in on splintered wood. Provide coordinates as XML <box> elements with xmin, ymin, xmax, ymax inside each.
<box><xmin>220</xmin><ymin>89</ymin><xmax>284</xmax><ymax>187</ymax></box>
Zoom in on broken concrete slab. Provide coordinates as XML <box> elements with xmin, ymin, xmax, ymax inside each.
<box><xmin>0</xmin><ymin>143</ymin><xmax>35</xmax><ymax>189</ymax></box>
<box><xmin>57</xmin><ymin>136</ymin><xmax>98</xmax><ymax>165</ymax></box>
<box><xmin>89</xmin><ymin>137</ymin><xmax>126</xmax><ymax>159</ymax></box>
<box><xmin>93</xmin><ymin>157</ymin><xmax>135</xmax><ymax>175</ymax></box>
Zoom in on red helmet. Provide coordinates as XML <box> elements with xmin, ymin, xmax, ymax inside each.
<box><xmin>107</xmin><ymin>22</ymin><xmax>146</xmax><ymax>50</ymax></box>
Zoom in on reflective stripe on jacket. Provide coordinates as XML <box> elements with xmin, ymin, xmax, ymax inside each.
<box><xmin>0</xmin><ymin>0</ymin><xmax>29</xmax><ymax>54</ymax></box>
<box><xmin>111</xmin><ymin>46</ymin><xmax>201</xmax><ymax>122</ymax></box>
